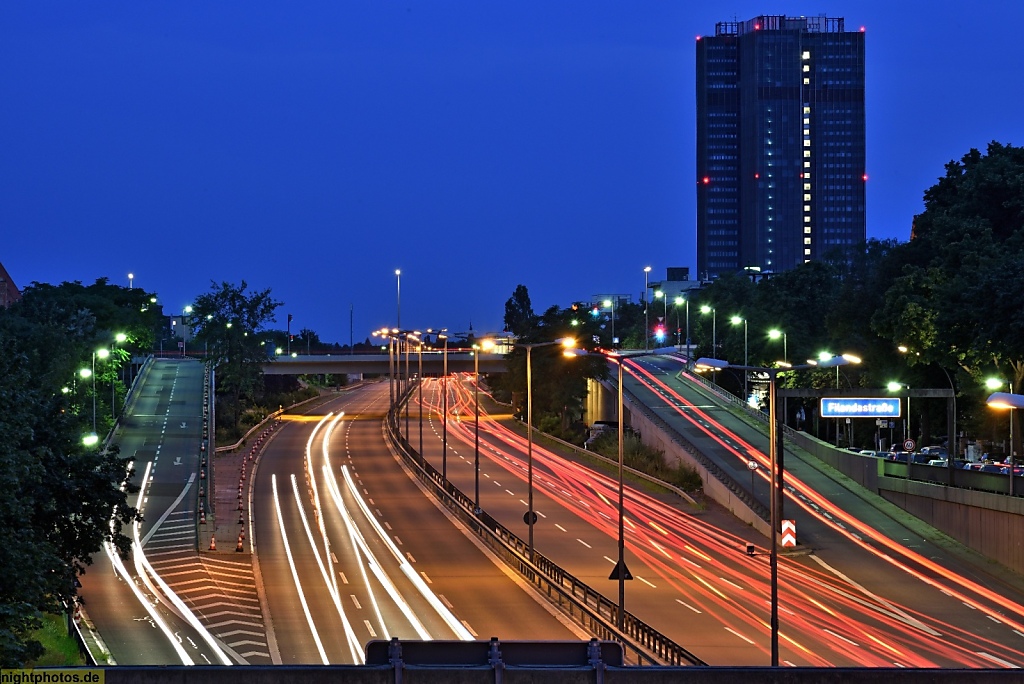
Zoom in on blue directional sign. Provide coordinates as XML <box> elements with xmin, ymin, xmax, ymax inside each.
<box><xmin>819</xmin><ymin>397</ymin><xmax>901</xmax><ymax>418</ymax></box>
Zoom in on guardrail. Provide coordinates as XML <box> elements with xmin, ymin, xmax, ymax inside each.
<box><xmin>384</xmin><ymin>385</ymin><xmax>706</xmax><ymax>667</ymax></box>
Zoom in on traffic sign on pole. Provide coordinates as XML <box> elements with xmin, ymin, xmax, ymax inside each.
<box><xmin>903</xmin><ymin>439</ymin><xmax>916</xmax><ymax>452</ymax></box>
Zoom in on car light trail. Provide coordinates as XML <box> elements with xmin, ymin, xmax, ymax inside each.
<box><xmin>272</xmin><ymin>473</ymin><xmax>329</xmax><ymax>664</ymax></box>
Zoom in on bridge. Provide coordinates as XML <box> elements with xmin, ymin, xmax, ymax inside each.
<box><xmin>261</xmin><ymin>351</ymin><xmax>509</xmax><ymax>375</ymax></box>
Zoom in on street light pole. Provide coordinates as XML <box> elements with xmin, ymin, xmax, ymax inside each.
<box><xmin>731</xmin><ymin>316</ymin><xmax>748</xmax><ymax>400</ymax></box>
<box><xmin>643</xmin><ymin>266</ymin><xmax>652</xmax><ymax>351</ymax></box>
<box><xmin>695</xmin><ymin>354</ymin><xmax>851</xmax><ymax>667</ymax></box>
<box><xmin>182</xmin><ymin>305</ymin><xmax>192</xmax><ymax>357</ymax></box>
<box><xmin>442</xmin><ymin>334</ymin><xmax>449</xmax><ymax>482</ymax></box>
<box><xmin>519</xmin><ymin>338</ymin><xmax>576</xmax><ymax>563</ymax></box>
<box><xmin>616</xmin><ymin>357</ymin><xmax>626</xmax><ymax>629</ymax></box>
<box><xmin>395</xmin><ymin>269</ymin><xmax>401</xmax><ymax>331</ymax></box>
<box><xmin>417</xmin><ymin>337</ymin><xmax>424</xmax><ymax>458</ymax></box>
<box><xmin>473</xmin><ymin>339</ymin><xmax>494</xmax><ymax>514</ymax></box>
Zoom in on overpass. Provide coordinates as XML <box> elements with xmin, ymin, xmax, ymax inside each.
<box><xmin>261</xmin><ymin>352</ymin><xmax>509</xmax><ymax>375</ymax></box>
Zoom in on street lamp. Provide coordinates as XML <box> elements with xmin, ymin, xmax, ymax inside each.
<box><xmin>674</xmin><ymin>296</ymin><xmax>689</xmax><ymax>353</ymax></box>
<box><xmin>90</xmin><ymin>348</ymin><xmax>109</xmax><ymax>435</ymax></box>
<box><xmin>395</xmin><ymin>269</ymin><xmax>402</xmax><ymax>331</ymax></box>
<box><xmin>439</xmin><ymin>332</ymin><xmax>449</xmax><ymax>481</ymax></box>
<box><xmin>519</xmin><ymin>337</ymin><xmax>576</xmax><ymax>563</ymax></box>
<box><xmin>700</xmin><ymin>305</ymin><xmax>716</xmax><ymax>358</ymax></box>
<box><xmin>181</xmin><ymin>305</ymin><xmax>193</xmax><ymax>357</ymax></box>
<box><xmin>643</xmin><ymin>266</ymin><xmax>652</xmax><ymax>351</ymax></box>
<box><xmin>986</xmin><ymin>390</ymin><xmax>1022</xmax><ymax>496</ymax></box>
<box><xmin>887</xmin><ymin>381</ymin><xmax>911</xmax><ymax>447</ymax></box>
<box><xmin>128</xmin><ymin>273</ymin><xmax>134</xmax><ymax>289</ymax></box>
<box><xmin>695</xmin><ymin>354</ymin><xmax>851</xmax><ymax>667</ymax></box>
<box><xmin>473</xmin><ymin>339</ymin><xmax>495</xmax><ymax>514</ymax></box>
<box><xmin>987</xmin><ymin>376</ymin><xmax>1015</xmax><ymax>459</ymax></box>
<box><xmin>768</xmin><ymin>329</ymin><xmax>787</xmax><ymax>365</ymax></box>
<box><xmin>602</xmin><ymin>299</ymin><xmax>616</xmax><ymax>349</ymax></box>
<box><xmin>731</xmin><ymin>316</ymin><xmax>748</xmax><ymax>400</ymax></box>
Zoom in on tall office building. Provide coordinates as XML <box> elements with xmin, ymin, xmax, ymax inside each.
<box><xmin>696</xmin><ymin>15</ymin><xmax>865</xmax><ymax>279</ymax></box>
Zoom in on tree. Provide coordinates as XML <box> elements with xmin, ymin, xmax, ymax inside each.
<box><xmin>504</xmin><ymin>285</ymin><xmax>536</xmax><ymax>336</ymax></box>
<box><xmin>190</xmin><ymin>281</ymin><xmax>283</xmax><ymax>433</ymax></box>
<box><xmin>0</xmin><ymin>284</ymin><xmax>141</xmax><ymax>665</ymax></box>
<box><xmin>873</xmin><ymin>142</ymin><xmax>1024</xmax><ymax>450</ymax></box>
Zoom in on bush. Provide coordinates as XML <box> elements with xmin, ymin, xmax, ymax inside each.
<box><xmin>590</xmin><ymin>433</ymin><xmax>702</xmax><ymax>493</ymax></box>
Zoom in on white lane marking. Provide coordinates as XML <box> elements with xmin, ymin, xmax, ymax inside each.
<box><xmin>675</xmin><ymin>599</ymin><xmax>701</xmax><ymax>614</ymax></box>
<box><xmin>725</xmin><ymin>627</ymin><xmax>755</xmax><ymax>645</ymax></box>
<box><xmin>364</xmin><ymin>620</ymin><xmax>378</xmax><ymax>638</ymax></box>
<box><xmin>577</xmin><ymin>539</ymin><xmax>591</xmax><ymax>549</ymax></box>
<box><xmin>638</xmin><ymin>576</ymin><xmax>656</xmax><ymax>588</ymax></box>
<box><xmin>823</xmin><ymin>629</ymin><xmax>859</xmax><ymax>647</ymax></box>
<box><xmin>718</xmin><ymin>577</ymin><xmax>744</xmax><ymax>591</ymax></box>
<box><xmin>977</xmin><ymin>652</ymin><xmax>1019</xmax><ymax>668</ymax></box>
<box><xmin>351</xmin><ymin>595</ymin><xmax>362</xmax><ymax>610</ymax></box>
<box><xmin>555</xmin><ymin>524</ymin><xmax>567</xmax><ymax>532</ymax></box>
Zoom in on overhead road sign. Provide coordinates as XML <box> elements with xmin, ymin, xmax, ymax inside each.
<box><xmin>820</xmin><ymin>397</ymin><xmax>901</xmax><ymax>418</ymax></box>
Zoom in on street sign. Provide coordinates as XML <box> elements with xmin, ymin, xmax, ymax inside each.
<box><xmin>903</xmin><ymin>439</ymin><xmax>916</xmax><ymax>452</ymax></box>
<box><xmin>608</xmin><ymin>559</ymin><xmax>633</xmax><ymax>581</ymax></box>
<box><xmin>746</xmin><ymin>460</ymin><xmax>759</xmax><ymax>471</ymax></box>
<box><xmin>781</xmin><ymin>520</ymin><xmax>797</xmax><ymax>548</ymax></box>
<box><xmin>523</xmin><ymin>511</ymin><xmax>538</xmax><ymax>525</ymax></box>
<box><xmin>820</xmin><ymin>397</ymin><xmax>900</xmax><ymax>418</ymax></box>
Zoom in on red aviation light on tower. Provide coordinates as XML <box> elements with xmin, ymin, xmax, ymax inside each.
<box><xmin>702</xmin><ymin>176</ymin><xmax>710</xmax><ymax>185</ymax></box>
<box><xmin>862</xmin><ymin>173</ymin><xmax>869</xmax><ymax>182</ymax></box>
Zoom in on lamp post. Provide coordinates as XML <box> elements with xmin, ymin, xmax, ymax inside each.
<box><xmin>128</xmin><ymin>273</ymin><xmax>134</xmax><ymax>289</ymax></box>
<box><xmin>643</xmin><ymin>266</ymin><xmax>652</xmax><ymax>351</ymax></box>
<box><xmin>518</xmin><ymin>338</ymin><xmax>576</xmax><ymax>563</ymax></box>
<box><xmin>440</xmin><ymin>333</ymin><xmax>449</xmax><ymax>481</ymax></box>
<box><xmin>695</xmin><ymin>354</ymin><xmax>850</xmax><ymax>667</ymax></box>
<box><xmin>674</xmin><ymin>296</ymin><xmax>689</xmax><ymax>353</ymax></box>
<box><xmin>731</xmin><ymin>316</ymin><xmax>748</xmax><ymax>400</ymax></box>
<box><xmin>987</xmin><ymin>376</ymin><xmax>1014</xmax><ymax>461</ymax></box>
<box><xmin>700</xmin><ymin>305</ymin><xmax>716</xmax><ymax>358</ymax></box>
<box><xmin>473</xmin><ymin>339</ymin><xmax>495</xmax><ymax>514</ymax></box>
<box><xmin>404</xmin><ymin>333</ymin><xmax>411</xmax><ymax>438</ymax></box>
<box><xmin>602</xmin><ymin>299</ymin><xmax>616</xmax><ymax>349</ymax></box>
<box><xmin>768</xmin><ymin>329</ymin><xmax>787</xmax><ymax>365</ymax></box>
<box><xmin>986</xmin><ymin>390</ymin><xmax>1022</xmax><ymax>495</ymax></box>
<box><xmin>395</xmin><ymin>269</ymin><xmax>402</xmax><ymax>331</ymax></box>
<box><xmin>90</xmin><ymin>348</ymin><xmax>109</xmax><ymax>435</ymax></box>
<box><xmin>181</xmin><ymin>305</ymin><xmax>193</xmax><ymax>357</ymax></box>
<box><xmin>887</xmin><ymin>382</ymin><xmax>911</xmax><ymax>447</ymax></box>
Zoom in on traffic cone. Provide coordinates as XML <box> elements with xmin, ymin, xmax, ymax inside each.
<box><xmin>200</xmin><ymin>469</ymin><xmax>205</xmax><ymax>479</ymax></box>
<box><xmin>235</xmin><ymin>532</ymin><xmax>244</xmax><ymax>552</ymax></box>
<box><xmin>238</xmin><ymin>511</ymin><xmax>244</xmax><ymax>524</ymax></box>
<box><xmin>239</xmin><ymin>527</ymin><xmax>246</xmax><ymax>540</ymax></box>
<box><xmin>209</xmin><ymin>535</ymin><xmax>217</xmax><ymax>551</ymax></box>
<box><xmin>200</xmin><ymin>510</ymin><xmax>206</xmax><ymax>525</ymax></box>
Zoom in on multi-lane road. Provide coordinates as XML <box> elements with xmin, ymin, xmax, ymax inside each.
<box><xmin>411</xmin><ymin>357</ymin><xmax>1024</xmax><ymax>667</ymax></box>
<box><xmin>81</xmin><ymin>364</ymin><xmax>581</xmax><ymax>665</ymax></box>
<box><xmin>81</xmin><ymin>354</ymin><xmax>1024</xmax><ymax>668</ymax></box>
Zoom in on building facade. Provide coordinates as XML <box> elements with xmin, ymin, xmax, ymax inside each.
<box><xmin>0</xmin><ymin>261</ymin><xmax>21</xmax><ymax>308</ymax></box>
<box><xmin>696</xmin><ymin>15</ymin><xmax>866</xmax><ymax>279</ymax></box>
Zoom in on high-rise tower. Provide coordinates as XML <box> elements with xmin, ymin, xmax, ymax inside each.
<box><xmin>696</xmin><ymin>15</ymin><xmax>865</xmax><ymax>279</ymax></box>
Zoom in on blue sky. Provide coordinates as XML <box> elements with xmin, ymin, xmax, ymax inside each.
<box><xmin>3</xmin><ymin>2</ymin><xmax>1022</xmax><ymax>344</ymax></box>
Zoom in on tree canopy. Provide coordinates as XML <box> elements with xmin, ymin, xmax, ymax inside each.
<box><xmin>0</xmin><ymin>280</ymin><xmax>144</xmax><ymax>665</ymax></box>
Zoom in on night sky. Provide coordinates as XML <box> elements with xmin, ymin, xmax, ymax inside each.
<box><xmin>3</xmin><ymin>2</ymin><xmax>1022</xmax><ymax>344</ymax></box>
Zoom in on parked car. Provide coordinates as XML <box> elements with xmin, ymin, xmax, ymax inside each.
<box><xmin>920</xmin><ymin>446</ymin><xmax>949</xmax><ymax>458</ymax></box>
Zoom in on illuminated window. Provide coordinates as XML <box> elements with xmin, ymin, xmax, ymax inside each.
<box><xmin>804</xmin><ymin>205</ymin><xmax>811</xmax><ymax>211</ymax></box>
<box><xmin>804</xmin><ymin>118</ymin><xmax>810</xmax><ymax>125</ymax></box>
<box><xmin>804</xmin><ymin>162</ymin><xmax>811</xmax><ymax>168</ymax></box>
<box><xmin>803</xmin><ymin>140</ymin><xmax>811</xmax><ymax>147</ymax></box>
<box><xmin>804</xmin><ymin>237</ymin><xmax>812</xmax><ymax>245</ymax></box>
<box><xmin>804</xmin><ymin>194</ymin><xmax>811</xmax><ymax>201</ymax></box>
<box><xmin>802</xmin><ymin>51</ymin><xmax>810</xmax><ymax>60</ymax></box>
<box><xmin>803</xmin><ymin>106</ymin><xmax>811</xmax><ymax>114</ymax></box>
<box><xmin>804</xmin><ymin>150</ymin><xmax>811</xmax><ymax>158</ymax></box>
<box><xmin>803</xmin><ymin>183</ymin><xmax>811</xmax><ymax>190</ymax></box>
<box><xmin>804</xmin><ymin>216</ymin><xmax>811</xmax><ymax>223</ymax></box>
<box><xmin>803</xmin><ymin>65</ymin><xmax>810</xmax><ymax>72</ymax></box>
<box><xmin>803</xmin><ymin>78</ymin><xmax>810</xmax><ymax>85</ymax></box>
<box><xmin>804</xmin><ymin>227</ymin><xmax>812</xmax><ymax>234</ymax></box>
<box><xmin>804</xmin><ymin>249</ymin><xmax>811</xmax><ymax>256</ymax></box>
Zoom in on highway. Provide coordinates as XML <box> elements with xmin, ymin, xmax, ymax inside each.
<box><xmin>80</xmin><ymin>359</ymin><xmax>239</xmax><ymax>666</ymax></box>
<box><xmin>407</xmin><ymin>360</ymin><xmax>1024</xmax><ymax>667</ymax></box>
<box><xmin>250</xmin><ymin>382</ymin><xmax>584</xmax><ymax>664</ymax></box>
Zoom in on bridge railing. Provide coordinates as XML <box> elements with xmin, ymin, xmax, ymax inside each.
<box><xmin>384</xmin><ymin>384</ymin><xmax>706</xmax><ymax>667</ymax></box>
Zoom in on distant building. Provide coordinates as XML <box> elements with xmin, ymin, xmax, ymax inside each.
<box><xmin>696</xmin><ymin>14</ymin><xmax>866</xmax><ymax>280</ymax></box>
<box><xmin>0</xmin><ymin>261</ymin><xmax>21</xmax><ymax>308</ymax></box>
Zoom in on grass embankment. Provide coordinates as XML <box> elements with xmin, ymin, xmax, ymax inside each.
<box><xmin>26</xmin><ymin>614</ymin><xmax>85</xmax><ymax>667</ymax></box>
